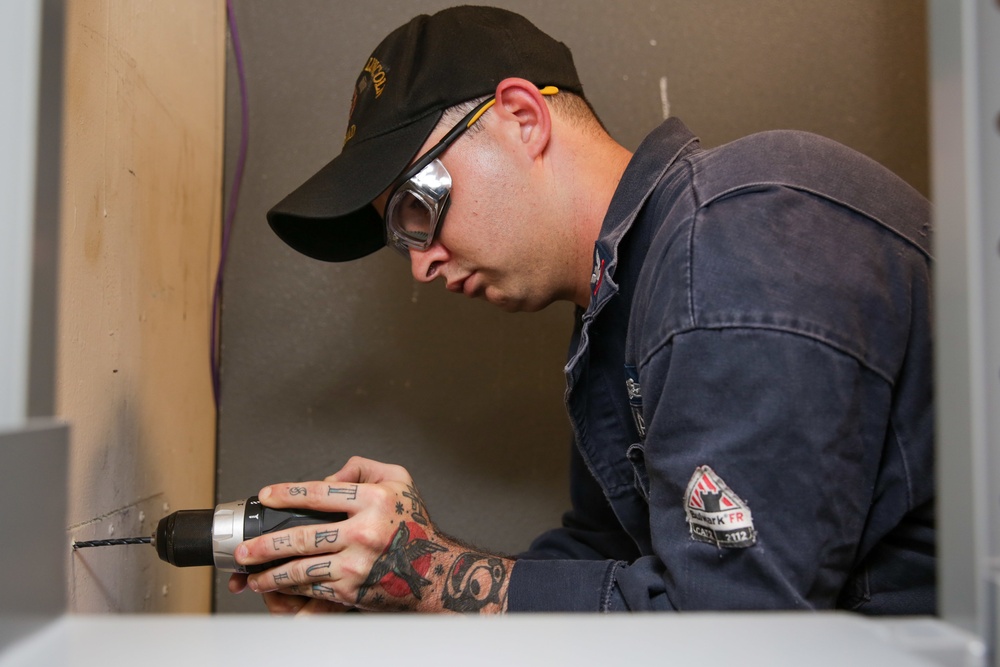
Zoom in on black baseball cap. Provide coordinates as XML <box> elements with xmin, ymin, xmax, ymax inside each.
<box><xmin>266</xmin><ymin>5</ymin><xmax>584</xmax><ymax>262</ymax></box>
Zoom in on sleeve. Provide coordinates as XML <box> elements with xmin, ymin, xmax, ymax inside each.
<box><xmin>518</xmin><ymin>443</ymin><xmax>642</xmax><ymax>562</ymax></box>
<box><xmin>508</xmin><ymin>443</ymin><xmax>639</xmax><ymax>612</ymax></box>
<box><xmin>509</xmin><ymin>327</ymin><xmax>888</xmax><ymax>612</ymax></box>
<box><xmin>612</xmin><ymin>326</ymin><xmax>889</xmax><ymax>611</ymax></box>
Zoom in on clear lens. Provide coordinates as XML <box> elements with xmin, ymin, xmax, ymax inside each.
<box><xmin>391</xmin><ymin>191</ymin><xmax>433</xmax><ymax>242</ymax></box>
<box><xmin>386</xmin><ymin>159</ymin><xmax>452</xmax><ymax>254</ymax></box>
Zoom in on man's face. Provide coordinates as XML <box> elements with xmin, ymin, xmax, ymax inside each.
<box><xmin>374</xmin><ymin>119</ymin><xmax>564</xmax><ymax>313</ymax></box>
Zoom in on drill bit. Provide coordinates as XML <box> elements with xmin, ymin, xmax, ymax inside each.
<box><xmin>73</xmin><ymin>537</ymin><xmax>152</xmax><ymax>549</ymax></box>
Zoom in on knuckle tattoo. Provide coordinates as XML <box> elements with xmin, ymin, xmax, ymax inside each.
<box><xmin>305</xmin><ymin>560</ymin><xmax>333</xmax><ymax>580</ymax></box>
<box><xmin>315</xmin><ymin>527</ymin><xmax>339</xmax><ymax>547</ymax></box>
<box><xmin>271</xmin><ymin>534</ymin><xmax>293</xmax><ymax>553</ymax></box>
<box><xmin>311</xmin><ymin>582</ymin><xmax>337</xmax><ymax>600</ymax></box>
<box><xmin>327</xmin><ymin>483</ymin><xmax>359</xmax><ymax>501</ymax></box>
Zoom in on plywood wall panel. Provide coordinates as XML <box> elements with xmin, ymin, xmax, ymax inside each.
<box><xmin>60</xmin><ymin>0</ymin><xmax>224</xmax><ymax>613</ymax></box>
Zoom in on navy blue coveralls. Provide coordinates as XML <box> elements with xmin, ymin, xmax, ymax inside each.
<box><xmin>508</xmin><ymin>118</ymin><xmax>935</xmax><ymax>614</ymax></box>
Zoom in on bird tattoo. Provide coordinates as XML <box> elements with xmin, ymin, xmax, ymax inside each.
<box><xmin>358</xmin><ymin>522</ymin><xmax>447</xmax><ymax>602</ymax></box>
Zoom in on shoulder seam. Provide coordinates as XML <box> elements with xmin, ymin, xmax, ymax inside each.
<box><xmin>700</xmin><ymin>181</ymin><xmax>932</xmax><ymax>261</ymax></box>
<box><xmin>638</xmin><ymin>324</ymin><xmax>895</xmax><ymax>386</ymax></box>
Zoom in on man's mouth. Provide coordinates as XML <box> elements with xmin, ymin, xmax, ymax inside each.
<box><xmin>445</xmin><ymin>276</ymin><xmax>468</xmax><ymax>294</ymax></box>
<box><xmin>446</xmin><ymin>273</ymin><xmax>482</xmax><ymax>298</ymax></box>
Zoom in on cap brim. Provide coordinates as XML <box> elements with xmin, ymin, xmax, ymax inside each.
<box><xmin>267</xmin><ymin>112</ymin><xmax>442</xmax><ymax>262</ymax></box>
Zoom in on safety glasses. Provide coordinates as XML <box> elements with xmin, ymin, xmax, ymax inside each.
<box><xmin>384</xmin><ymin>86</ymin><xmax>558</xmax><ymax>256</ymax></box>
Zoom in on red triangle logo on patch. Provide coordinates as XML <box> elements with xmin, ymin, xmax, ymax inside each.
<box><xmin>684</xmin><ymin>465</ymin><xmax>757</xmax><ymax>549</ymax></box>
<box><xmin>687</xmin><ymin>467</ymin><xmax>741</xmax><ymax>513</ymax></box>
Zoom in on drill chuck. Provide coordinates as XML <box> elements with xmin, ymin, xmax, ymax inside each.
<box><xmin>154</xmin><ymin>508</ymin><xmax>215</xmax><ymax>567</ymax></box>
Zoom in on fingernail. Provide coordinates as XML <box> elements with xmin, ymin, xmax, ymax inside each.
<box><xmin>249</xmin><ymin>579</ymin><xmax>259</xmax><ymax>593</ymax></box>
<box><xmin>259</xmin><ymin>487</ymin><xmax>272</xmax><ymax>500</ymax></box>
<box><xmin>235</xmin><ymin>545</ymin><xmax>248</xmax><ymax>562</ymax></box>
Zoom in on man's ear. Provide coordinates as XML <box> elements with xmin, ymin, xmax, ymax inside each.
<box><xmin>492</xmin><ymin>78</ymin><xmax>552</xmax><ymax>160</ymax></box>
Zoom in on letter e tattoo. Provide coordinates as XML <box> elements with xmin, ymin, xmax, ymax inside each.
<box><xmin>312</xmin><ymin>583</ymin><xmax>336</xmax><ymax>599</ymax></box>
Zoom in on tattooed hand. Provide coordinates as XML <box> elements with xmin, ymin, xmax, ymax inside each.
<box><xmin>228</xmin><ymin>456</ymin><xmax>512</xmax><ymax>614</ymax></box>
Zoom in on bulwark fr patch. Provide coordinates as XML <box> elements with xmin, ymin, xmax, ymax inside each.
<box><xmin>684</xmin><ymin>465</ymin><xmax>756</xmax><ymax>548</ymax></box>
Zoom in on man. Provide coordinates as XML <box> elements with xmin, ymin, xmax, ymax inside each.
<box><xmin>230</xmin><ymin>6</ymin><xmax>935</xmax><ymax>615</ymax></box>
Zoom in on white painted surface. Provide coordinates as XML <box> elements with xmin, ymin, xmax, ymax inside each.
<box><xmin>0</xmin><ymin>614</ymin><xmax>985</xmax><ymax>667</ymax></box>
<box><xmin>0</xmin><ymin>2</ymin><xmax>41</xmax><ymax>430</ymax></box>
<box><xmin>929</xmin><ymin>0</ymin><xmax>1000</xmax><ymax>644</ymax></box>
<box><xmin>0</xmin><ymin>422</ymin><xmax>68</xmax><ymax>653</ymax></box>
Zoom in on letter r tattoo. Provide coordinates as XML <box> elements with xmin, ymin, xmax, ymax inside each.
<box><xmin>315</xmin><ymin>529</ymin><xmax>339</xmax><ymax>547</ymax></box>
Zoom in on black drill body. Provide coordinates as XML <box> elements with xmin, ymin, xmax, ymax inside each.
<box><xmin>73</xmin><ymin>496</ymin><xmax>346</xmax><ymax>573</ymax></box>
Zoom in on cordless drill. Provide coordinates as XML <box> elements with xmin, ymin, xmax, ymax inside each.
<box><xmin>72</xmin><ymin>496</ymin><xmax>345</xmax><ymax>573</ymax></box>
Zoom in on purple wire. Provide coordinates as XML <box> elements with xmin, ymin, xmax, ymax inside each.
<box><xmin>213</xmin><ymin>0</ymin><xmax>250</xmax><ymax>410</ymax></box>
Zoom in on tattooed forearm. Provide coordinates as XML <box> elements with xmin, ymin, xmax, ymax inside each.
<box><xmin>315</xmin><ymin>529</ymin><xmax>339</xmax><ymax>547</ymax></box>
<box><xmin>327</xmin><ymin>484</ymin><xmax>359</xmax><ymax>500</ymax></box>
<box><xmin>441</xmin><ymin>552</ymin><xmax>507</xmax><ymax>613</ymax></box>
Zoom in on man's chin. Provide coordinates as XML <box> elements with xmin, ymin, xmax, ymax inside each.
<box><xmin>481</xmin><ymin>287</ymin><xmax>518</xmax><ymax>312</ymax></box>
<box><xmin>484</xmin><ymin>288</ymin><xmax>551</xmax><ymax>314</ymax></box>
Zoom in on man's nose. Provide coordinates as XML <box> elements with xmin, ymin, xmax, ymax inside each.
<box><xmin>409</xmin><ymin>243</ymin><xmax>447</xmax><ymax>283</ymax></box>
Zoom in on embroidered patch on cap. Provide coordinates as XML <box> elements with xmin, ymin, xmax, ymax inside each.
<box><xmin>684</xmin><ymin>465</ymin><xmax>756</xmax><ymax>548</ymax></box>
